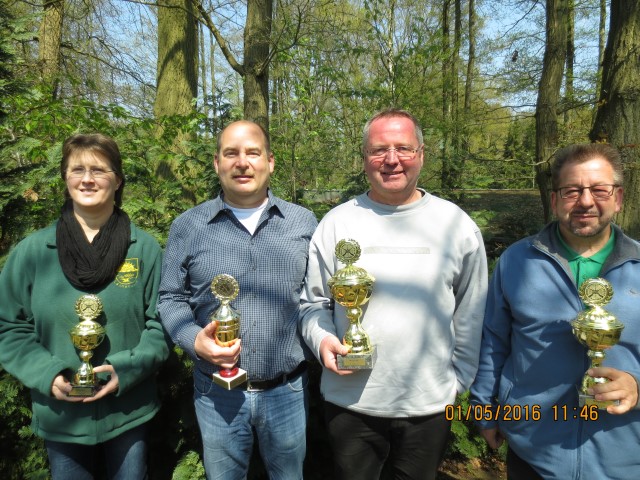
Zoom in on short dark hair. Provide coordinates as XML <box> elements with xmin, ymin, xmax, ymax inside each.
<box><xmin>216</xmin><ymin>120</ymin><xmax>271</xmax><ymax>155</ymax></box>
<box><xmin>362</xmin><ymin>108</ymin><xmax>424</xmax><ymax>155</ymax></box>
<box><xmin>61</xmin><ymin>133</ymin><xmax>125</xmax><ymax>207</ymax></box>
<box><xmin>551</xmin><ymin>143</ymin><xmax>623</xmax><ymax>190</ymax></box>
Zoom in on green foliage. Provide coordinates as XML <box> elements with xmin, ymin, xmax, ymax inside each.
<box><xmin>463</xmin><ymin>191</ymin><xmax>545</xmax><ymax>261</ymax></box>
<box><xmin>0</xmin><ymin>370</ymin><xmax>48</xmax><ymax>479</ymax></box>
<box><xmin>0</xmin><ymin>1</ymin><xmax>31</xmax><ymax>123</ymax></box>
<box><xmin>0</xmin><ymin>86</ymin><xmax>217</xmax><ymax>252</ymax></box>
<box><xmin>446</xmin><ymin>392</ymin><xmax>490</xmax><ymax>461</ymax></box>
<box><xmin>171</xmin><ymin>451</ymin><xmax>206</xmax><ymax>480</ymax></box>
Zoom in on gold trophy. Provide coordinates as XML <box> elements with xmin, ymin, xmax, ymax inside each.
<box><xmin>69</xmin><ymin>294</ymin><xmax>106</xmax><ymax>397</ymax></box>
<box><xmin>328</xmin><ymin>239</ymin><xmax>376</xmax><ymax>369</ymax></box>
<box><xmin>210</xmin><ymin>274</ymin><xmax>247</xmax><ymax>389</ymax></box>
<box><xmin>571</xmin><ymin>277</ymin><xmax>624</xmax><ymax>409</ymax></box>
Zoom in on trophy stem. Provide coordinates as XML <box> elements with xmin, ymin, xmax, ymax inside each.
<box><xmin>74</xmin><ymin>351</ymin><xmax>95</xmax><ymax>384</ymax></box>
<box><xmin>343</xmin><ymin>310</ymin><xmax>372</xmax><ymax>355</ymax></box>
<box><xmin>578</xmin><ymin>349</ymin><xmax>618</xmax><ymax>408</ymax></box>
<box><xmin>588</xmin><ymin>349</ymin><xmax>605</xmax><ymax>369</ymax></box>
<box><xmin>346</xmin><ymin>306</ymin><xmax>362</xmax><ymax>323</ymax></box>
<box><xmin>581</xmin><ymin>350</ymin><xmax>609</xmax><ymax>391</ymax></box>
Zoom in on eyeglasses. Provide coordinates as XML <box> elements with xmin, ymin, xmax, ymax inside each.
<box><xmin>67</xmin><ymin>167</ymin><xmax>115</xmax><ymax>179</ymax></box>
<box><xmin>365</xmin><ymin>146</ymin><xmax>421</xmax><ymax>160</ymax></box>
<box><xmin>556</xmin><ymin>184</ymin><xmax>619</xmax><ymax>200</ymax></box>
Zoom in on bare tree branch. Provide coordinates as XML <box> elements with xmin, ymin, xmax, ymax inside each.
<box><xmin>193</xmin><ymin>0</ymin><xmax>244</xmax><ymax>75</ymax></box>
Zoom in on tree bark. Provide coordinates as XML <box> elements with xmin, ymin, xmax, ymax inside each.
<box><xmin>441</xmin><ymin>0</ymin><xmax>453</xmax><ymax>191</ymax></box>
<box><xmin>243</xmin><ymin>0</ymin><xmax>272</xmax><ymax>132</ymax></box>
<box><xmin>154</xmin><ymin>0</ymin><xmax>199</xmax><ymax>203</ymax></box>
<box><xmin>563</xmin><ymin>0</ymin><xmax>574</xmax><ymax>125</ymax></box>
<box><xmin>199</xmin><ymin>21</ymin><xmax>208</xmax><ymax>134</ymax></box>
<box><xmin>155</xmin><ymin>0</ymin><xmax>198</xmax><ymax>119</ymax></box>
<box><xmin>38</xmin><ymin>0</ymin><xmax>64</xmax><ymax>98</ymax></box>
<box><xmin>452</xmin><ymin>0</ymin><xmax>462</xmax><ymax>189</ymax></box>
<box><xmin>464</xmin><ymin>0</ymin><xmax>475</xmax><ymax>115</ymax></box>
<box><xmin>462</xmin><ymin>0</ymin><xmax>475</xmax><ymax>171</ymax></box>
<box><xmin>535</xmin><ymin>0</ymin><xmax>568</xmax><ymax>222</ymax></box>
<box><xmin>590</xmin><ymin>1</ymin><xmax>640</xmax><ymax>237</ymax></box>
<box><xmin>441</xmin><ymin>0</ymin><xmax>463</xmax><ymax>194</ymax></box>
<box><xmin>592</xmin><ymin>0</ymin><xmax>607</xmax><ymax>125</ymax></box>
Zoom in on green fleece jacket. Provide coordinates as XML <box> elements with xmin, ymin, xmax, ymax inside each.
<box><xmin>0</xmin><ymin>222</ymin><xmax>169</xmax><ymax>444</ymax></box>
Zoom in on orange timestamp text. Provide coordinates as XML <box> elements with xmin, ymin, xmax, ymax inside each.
<box><xmin>445</xmin><ymin>404</ymin><xmax>541</xmax><ymax>422</ymax></box>
<box><xmin>551</xmin><ymin>404</ymin><xmax>599</xmax><ymax>421</ymax></box>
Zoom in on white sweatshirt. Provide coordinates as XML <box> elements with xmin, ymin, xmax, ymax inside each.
<box><xmin>300</xmin><ymin>190</ymin><xmax>488</xmax><ymax>417</ymax></box>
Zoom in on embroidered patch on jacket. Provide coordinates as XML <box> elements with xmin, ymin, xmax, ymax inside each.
<box><xmin>115</xmin><ymin>258</ymin><xmax>139</xmax><ymax>287</ymax></box>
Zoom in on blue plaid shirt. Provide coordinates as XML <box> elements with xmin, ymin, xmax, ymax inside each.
<box><xmin>158</xmin><ymin>191</ymin><xmax>317</xmax><ymax>380</ymax></box>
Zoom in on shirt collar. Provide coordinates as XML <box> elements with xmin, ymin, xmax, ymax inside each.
<box><xmin>208</xmin><ymin>189</ymin><xmax>283</xmax><ymax>222</ymax></box>
<box><xmin>555</xmin><ymin>223</ymin><xmax>616</xmax><ymax>265</ymax></box>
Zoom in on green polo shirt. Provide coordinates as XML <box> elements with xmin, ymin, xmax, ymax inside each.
<box><xmin>557</xmin><ymin>225</ymin><xmax>615</xmax><ymax>288</ymax></box>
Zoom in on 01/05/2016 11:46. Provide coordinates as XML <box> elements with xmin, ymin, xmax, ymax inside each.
<box><xmin>445</xmin><ymin>403</ymin><xmax>600</xmax><ymax>422</ymax></box>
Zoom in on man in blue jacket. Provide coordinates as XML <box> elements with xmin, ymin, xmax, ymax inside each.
<box><xmin>470</xmin><ymin>143</ymin><xmax>640</xmax><ymax>479</ymax></box>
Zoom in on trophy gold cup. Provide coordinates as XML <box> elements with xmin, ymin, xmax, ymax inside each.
<box><xmin>571</xmin><ymin>277</ymin><xmax>624</xmax><ymax>409</ymax></box>
<box><xmin>69</xmin><ymin>294</ymin><xmax>106</xmax><ymax>397</ymax></box>
<box><xmin>328</xmin><ymin>239</ymin><xmax>376</xmax><ymax>369</ymax></box>
<box><xmin>210</xmin><ymin>274</ymin><xmax>247</xmax><ymax>389</ymax></box>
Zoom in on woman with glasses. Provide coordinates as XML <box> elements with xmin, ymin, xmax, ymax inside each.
<box><xmin>0</xmin><ymin>133</ymin><xmax>169</xmax><ymax>479</ymax></box>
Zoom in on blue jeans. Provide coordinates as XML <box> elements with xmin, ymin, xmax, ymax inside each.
<box><xmin>194</xmin><ymin>367</ymin><xmax>308</xmax><ymax>480</ymax></box>
<box><xmin>45</xmin><ymin>423</ymin><xmax>148</xmax><ymax>480</ymax></box>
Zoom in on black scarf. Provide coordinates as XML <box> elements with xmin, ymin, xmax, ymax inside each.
<box><xmin>56</xmin><ymin>200</ymin><xmax>131</xmax><ymax>290</ymax></box>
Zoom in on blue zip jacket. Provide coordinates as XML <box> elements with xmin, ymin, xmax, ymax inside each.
<box><xmin>470</xmin><ymin>222</ymin><xmax>640</xmax><ymax>479</ymax></box>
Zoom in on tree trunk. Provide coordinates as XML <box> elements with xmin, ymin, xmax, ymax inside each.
<box><xmin>590</xmin><ymin>1</ymin><xmax>640</xmax><ymax>238</ymax></box>
<box><xmin>209</xmin><ymin>32</ymin><xmax>218</xmax><ymax>132</ymax></box>
<box><xmin>452</xmin><ymin>0</ymin><xmax>462</xmax><ymax>192</ymax></box>
<box><xmin>563</xmin><ymin>0</ymin><xmax>574</xmax><ymax>125</ymax></box>
<box><xmin>155</xmin><ymin>0</ymin><xmax>198</xmax><ymax>119</ymax></box>
<box><xmin>535</xmin><ymin>0</ymin><xmax>568</xmax><ymax>222</ymax></box>
<box><xmin>154</xmin><ymin>0</ymin><xmax>199</xmax><ymax>203</ymax></box>
<box><xmin>592</xmin><ymin>0</ymin><xmax>607</xmax><ymax>125</ymax></box>
<box><xmin>385</xmin><ymin>0</ymin><xmax>396</xmax><ymax>102</ymax></box>
<box><xmin>441</xmin><ymin>0</ymin><xmax>453</xmax><ymax>191</ymax></box>
<box><xmin>464</xmin><ymin>0</ymin><xmax>475</xmax><ymax>115</ymax></box>
<box><xmin>38</xmin><ymin>0</ymin><xmax>64</xmax><ymax>98</ymax></box>
<box><xmin>462</xmin><ymin>0</ymin><xmax>476</xmax><ymax>171</ymax></box>
<box><xmin>199</xmin><ymin>21</ymin><xmax>209</xmax><ymax>135</ymax></box>
<box><xmin>244</xmin><ymin>0</ymin><xmax>272</xmax><ymax>132</ymax></box>
<box><xmin>441</xmin><ymin>0</ymin><xmax>463</xmax><ymax>194</ymax></box>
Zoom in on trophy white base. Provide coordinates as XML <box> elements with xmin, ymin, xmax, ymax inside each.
<box><xmin>578</xmin><ymin>391</ymin><xmax>619</xmax><ymax>409</ymax></box>
<box><xmin>212</xmin><ymin>368</ymin><xmax>248</xmax><ymax>390</ymax></box>
<box><xmin>337</xmin><ymin>347</ymin><xmax>377</xmax><ymax>370</ymax></box>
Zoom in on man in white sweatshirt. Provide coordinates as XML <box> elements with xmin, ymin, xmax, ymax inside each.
<box><xmin>299</xmin><ymin>108</ymin><xmax>488</xmax><ymax>480</ymax></box>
